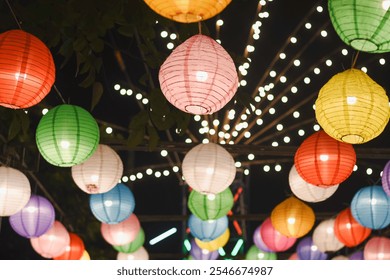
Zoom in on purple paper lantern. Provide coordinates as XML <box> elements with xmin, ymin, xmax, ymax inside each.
<box><xmin>9</xmin><ymin>195</ymin><xmax>55</xmax><ymax>238</ymax></box>
<box><xmin>297</xmin><ymin>236</ymin><xmax>328</xmax><ymax>260</ymax></box>
<box><xmin>382</xmin><ymin>160</ymin><xmax>390</xmax><ymax>196</ymax></box>
<box><xmin>252</xmin><ymin>225</ymin><xmax>274</xmax><ymax>252</ymax></box>
<box><xmin>190</xmin><ymin>239</ymin><xmax>219</xmax><ymax>260</ymax></box>
<box><xmin>349</xmin><ymin>250</ymin><xmax>364</xmax><ymax>260</ymax></box>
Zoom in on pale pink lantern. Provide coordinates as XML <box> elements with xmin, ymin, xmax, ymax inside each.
<box><xmin>260</xmin><ymin>217</ymin><xmax>297</xmax><ymax>252</ymax></box>
<box><xmin>312</xmin><ymin>218</ymin><xmax>344</xmax><ymax>253</ymax></box>
<box><xmin>101</xmin><ymin>214</ymin><xmax>140</xmax><ymax>246</ymax></box>
<box><xmin>364</xmin><ymin>236</ymin><xmax>390</xmax><ymax>260</ymax></box>
<box><xmin>159</xmin><ymin>34</ymin><xmax>238</xmax><ymax>115</ymax></box>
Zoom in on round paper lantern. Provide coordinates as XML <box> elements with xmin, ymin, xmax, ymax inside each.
<box><xmin>315</xmin><ymin>69</ymin><xmax>389</xmax><ymax>144</ymax></box>
<box><xmin>188</xmin><ymin>188</ymin><xmax>233</xmax><ymax>220</ymax></box>
<box><xmin>270</xmin><ymin>197</ymin><xmax>315</xmax><ymax>238</ymax></box>
<box><xmin>0</xmin><ymin>29</ymin><xmax>55</xmax><ymax>109</ymax></box>
<box><xmin>289</xmin><ymin>165</ymin><xmax>339</xmax><ymax>203</ymax></box>
<box><xmin>0</xmin><ymin>166</ymin><xmax>31</xmax><ymax>216</ymax></box>
<box><xmin>334</xmin><ymin>207</ymin><xmax>371</xmax><ymax>247</ymax></box>
<box><xmin>245</xmin><ymin>245</ymin><xmax>277</xmax><ymax>260</ymax></box>
<box><xmin>188</xmin><ymin>214</ymin><xmax>228</xmax><ymax>241</ymax></box>
<box><xmin>35</xmin><ymin>104</ymin><xmax>100</xmax><ymax>167</ymax></box>
<box><xmin>312</xmin><ymin>218</ymin><xmax>344</xmax><ymax>253</ymax></box>
<box><xmin>349</xmin><ymin>250</ymin><xmax>364</xmax><ymax>260</ymax></box>
<box><xmin>195</xmin><ymin>229</ymin><xmax>230</xmax><ymax>251</ymax></box>
<box><xmin>30</xmin><ymin>220</ymin><xmax>70</xmax><ymax>259</ymax></box>
<box><xmin>381</xmin><ymin>160</ymin><xmax>390</xmax><ymax>196</ymax></box>
<box><xmin>190</xmin><ymin>239</ymin><xmax>219</xmax><ymax>260</ymax></box>
<box><xmin>159</xmin><ymin>34</ymin><xmax>238</xmax><ymax>115</ymax></box>
<box><xmin>113</xmin><ymin>228</ymin><xmax>145</xmax><ymax>254</ymax></box>
<box><xmin>9</xmin><ymin>194</ymin><xmax>55</xmax><ymax>238</ymax></box>
<box><xmin>253</xmin><ymin>225</ymin><xmax>274</xmax><ymax>252</ymax></box>
<box><xmin>89</xmin><ymin>183</ymin><xmax>135</xmax><ymax>224</ymax></box>
<box><xmin>72</xmin><ymin>144</ymin><xmax>123</xmax><ymax>194</ymax></box>
<box><xmin>101</xmin><ymin>214</ymin><xmax>140</xmax><ymax>246</ymax></box>
<box><xmin>143</xmin><ymin>0</ymin><xmax>232</xmax><ymax>23</ymax></box>
<box><xmin>182</xmin><ymin>143</ymin><xmax>236</xmax><ymax>194</ymax></box>
<box><xmin>364</xmin><ymin>236</ymin><xmax>390</xmax><ymax>260</ymax></box>
<box><xmin>53</xmin><ymin>233</ymin><xmax>85</xmax><ymax>260</ymax></box>
<box><xmin>297</xmin><ymin>236</ymin><xmax>328</xmax><ymax>260</ymax></box>
<box><xmin>328</xmin><ymin>0</ymin><xmax>390</xmax><ymax>53</ymax></box>
<box><xmin>117</xmin><ymin>246</ymin><xmax>149</xmax><ymax>260</ymax></box>
<box><xmin>351</xmin><ymin>185</ymin><xmax>390</xmax><ymax>229</ymax></box>
<box><xmin>294</xmin><ymin>130</ymin><xmax>356</xmax><ymax>186</ymax></box>
<box><xmin>260</xmin><ymin>218</ymin><xmax>296</xmax><ymax>252</ymax></box>
<box><xmin>80</xmin><ymin>250</ymin><xmax>91</xmax><ymax>260</ymax></box>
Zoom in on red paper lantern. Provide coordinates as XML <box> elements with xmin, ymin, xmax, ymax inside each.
<box><xmin>364</xmin><ymin>237</ymin><xmax>390</xmax><ymax>260</ymax></box>
<box><xmin>53</xmin><ymin>233</ymin><xmax>85</xmax><ymax>260</ymax></box>
<box><xmin>294</xmin><ymin>130</ymin><xmax>356</xmax><ymax>187</ymax></box>
<box><xmin>0</xmin><ymin>29</ymin><xmax>55</xmax><ymax>109</ymax></box>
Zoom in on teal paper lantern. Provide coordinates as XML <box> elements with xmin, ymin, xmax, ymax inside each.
<box><xmin>36</xmin><ymin>104</ymin><xmax>100</xmax><ymax>167</ymax></box>
<box><xmin>113</xmin><ymin>228</ymin><xmax>145</xmax><ymax>254</ymax></box>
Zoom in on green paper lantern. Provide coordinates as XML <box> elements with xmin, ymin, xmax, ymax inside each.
<box><xmin>328</xmin><ymin>0</ymin><xmax>390</xmax><ymax>53</ymax></box>
<box><xmin>112</xmin><ymin>228</ymin><xmax>145</xmax><ymax>254</ymax></box>
<box><xmin>188</xmin><ymin>188</ymin><xmax>234</xmax><ymax>221</ymax></box>
<box><xmin>36</xmin><ymin>104</ymin><xmax>100</xmax><ymax>167</ymax></box>
<box><xmin>245</xmin><ymin>245</ymin><xmax>277</xmax><ymax>260</ymax></box>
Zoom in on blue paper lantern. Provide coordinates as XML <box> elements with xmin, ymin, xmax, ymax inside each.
<box><xmin>188</xmin><ymin>214</ymin><xmax>228</xmax><ymax>242</ymax></box>
<box><xmin>89</xmin><ymin>183</ymin><xmax>135</xmax><ymax>224</ymax></box>
<box><xmin>190</xmin><ymin>239</ymin><xmax>219</xmax><ymax>260</ymax></box>
<box><xmin>297</xmin><ymin>236</ymin><xmax>328</xmax><ymax>260</ymax></box>
<box><xmin>351</xmin><ymin>185</ymin><xmax>390</xmax><ymax>229</ymax></box>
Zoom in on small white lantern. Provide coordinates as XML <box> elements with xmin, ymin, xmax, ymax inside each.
<box><xmin>312</xmin><ymin>218</ymin><xmax>344</xmax><ymax>253</ymax></box>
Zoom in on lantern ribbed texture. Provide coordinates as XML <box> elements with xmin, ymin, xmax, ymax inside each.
<box><xmin>188</xmin><ymin>188</ymin><xmax>233</xmax><ymax>220</ymax></box>
<box><xmin>351</xmin><ymin>185</ymin><xmax>390</xmax><ymax>229</ymax></box>
<box><xmin>328</xmin><ymin>0</ymin><xmax>390</xmax><ymax>53</ymax></box>
<box><xmin>195</xmin><ymin>229</ymin><xmax>229</xmax><ymax>251</ymax></box>
<box><xmin>9</xmin><ymin>194</ymin><xmax>55</xmax><ymax>238</ymax></box>
<box><xmin>0</xmin><ymin>166</ymin><xmax>31</xmax><ymax>216</ymax></box>
<box><xmin>289</xmin><ymin>165</ymin><xmax>339</xmax><ymax>203</ymax></box>
<box><xmin>101</xmin><ymin>214</ymin><xmax>140</xmax><ymax>246</ymax></box>
<box><xmin>35</xmin><ymin>104</ymin><xmax>100</xmax><ymax>167</ymax></box>
<box><xmin>364</xmin><ymin>237</ymin><xmax>390</xmax><ymax>260</ymax></box>
<box><xmin>334</xmin><ymin>207</ymin><xmax>371</xmax><ymax>247</ymax></box>
<box><xmin>349</xmin><ymin>250</ymin><xmax>364</xmax><ymax>260</ymax></box>
<box><xmin>190</xmin><ymin>239</ymin><xmax>219</xmax><ymax>260</ymax></box>
<box><xmin>315</xmin><ymin>69</ymin><xmax>389</xmax><ymax>144</ymax></box>
<box><xmin>188</xmin><ymin>214</ymin><xmax>228</xmax><ymax>241</ymax></box>
<box><xmin>143</xmin><ymin>0</ymin><xmax>232</xmax><ymax>23</ymax></box>
<box><xmin>245</xmin><ymin>245</ymin><xmax>277</xmax><ymax>260</ymax></box>
<box><xmin>294</xmin><ymin>130</ymin><xmax>356</xmax><ymax>186</ymax></box>
<box><xmin>182</xmin><ymin>143</ymin><xmax>236</xmax><ymax>195</ymax></box>
<box><xmin>159</xmin><ymin>34</ymin><xmax>238</xmax><ymax>115</ymax></box>
<box><xmin>312</xmin><ymin>218</ymin><xmax>344</xmax><ymax>253</ymax></box>
<box><xmin>260</xmin><ymin>217</ymin><xmax>296</xmax><ymax>252</ymax></box>
<box><xmin>253</xmin><ymin>225</ymin><xmax>274</xmax><ymax>252</ymax></box>
<box><xmin>117</xmin><ymin>246</ymin><xmax>149</xmax><ymax>260</ymax></box>
<box><xmin>297</xmin><ymin>236</ymin><xmax>328</xmax><ymax>260</ymax></box>
<box><xmin>113</xmin><ymin>228</ymin><xmax>145</xmax><ymax>254</ymax></box>
<box><xmin>72</xmin><ymin>144</ymin><xmax>123</xmax><ymax>194</ymax></box>
<box><xmin>381</xmin><ymin>160</ymin><xmax>390</xmax><ymax>196</ymax></box>
<box><xmin>53</xmin><ymin>233</ymin><xmax>85</xmax><ymax>260</ymax></box>
<box><xmin>89</xmin><ymin>183</ymin><xmax>135</xmax><ymax>224</ymax></box>
<box><xmin>270</xmin><ymin>197</ymin><xmax>315</xmax><ymax>238</ymax></box>
<box><xmin>0</xmin><ymin>30</ymin><xmax>55</xmax><ymax>109</ymax></box>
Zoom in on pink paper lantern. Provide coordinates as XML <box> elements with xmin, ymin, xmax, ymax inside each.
<box><xmin>159</xmin><ymin>34</ymin><xmax>238</xmax><ymax>115</ymax></box>
<box><xmin>364</xmin><ymin>236</ymin><xmax>390</xmax><ymax>260</ymax></box>
<box><xmin>260</xmin><ymin>217</ymin><xmax>297</xmax><ymax>252</ymax></box>
<box><xmin>101</xmin><ymin>214</ymin><xmax>140</xmax><ymax>246</ymax></box>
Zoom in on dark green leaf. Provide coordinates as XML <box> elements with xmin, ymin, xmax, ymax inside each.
<box><xmin>146</xmin><ymin>124</ymin><xmax>159</xmax><ymax>150</ymax></box>
<box><xmin>127</xmin><ymin>126</ymin><xmax>145</xmax><ymax>147</ymax></box>
<box><xmin>7</xmin><ymin>116</ymin><xmax>21</xmax><ymax>142</ymax></box>
<box><xmin>91</xmin><ymin>81</ymin><xmax>104</xmax><ymax>111</ymax></box>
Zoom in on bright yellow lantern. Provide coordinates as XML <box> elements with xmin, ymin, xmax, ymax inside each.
<box><xmin>315</xmin><ymin>69</ymin><xmax>389</xmax><ymax>144</ymax></box>
<box><xmin>194</xmin><ymin>229</ymin><xmax>229</xmax><ymax>251</ymax></box>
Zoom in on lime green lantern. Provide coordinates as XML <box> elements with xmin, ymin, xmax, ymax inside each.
<box><xmin>36</xmin><ymin>104</ymin><xmax>100</xmax><ymax>167</ymax></box>
<box><xmin>245</xmin><ymin>245</ymin><xmax>277</xmax><ymax>260</ymax></box>
<box><xmin>113</xmin><ymin>228</ymin><xmax>145</xmax><ymax>254</ymax></box>
<box><xmin>328</xmin><ymin>0</ymin><xmax>390</xmax><ymax>53</ymax></box>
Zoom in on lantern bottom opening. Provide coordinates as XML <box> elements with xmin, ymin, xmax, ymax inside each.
<box><xmin>172</xmin><ymin>13</ymin><xmax>203</xmax><ymax>23</ymax></box>
<box><xmin>350</xmin><ymin>38</ymin><xmax>378</xmax><ymax>52</ymax></box>
<box><xmin>341</xmin><ymin>134</ymin><xmax>364</xmax><ymax>144</ymax></box>
<box><xmin>185</xmin><ymin>104</ymin><xmax>210</xmax><ymax>115</ymax></box>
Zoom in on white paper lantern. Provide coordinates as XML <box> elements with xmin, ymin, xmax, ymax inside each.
<box><xmin>289</xmin><ymin>165</ymin><xmax>339</xmax><ymax>203</ymax></box>
<box><xmin>0</xmin><ymin>166</ymin><xmax>31</xmax><ymax>216</ymax></box>
<box><xmin>71</xmin><ymin>144</ymin><xmax>123</xmax><ymax>194</ymax></box>
<box><xmin>312</xmin><ymin>218</ymin><xmax>344</xmax><ymax>253</ymax></box>
<box><xmin>117</xmin><ymin>246</ymin><xmax>149</xmax><ymax>260</ymax></box>
<box><xmin>182</xmin><ymin>143</ymin><xmax>236</xmax><ymax>195</ymax></box>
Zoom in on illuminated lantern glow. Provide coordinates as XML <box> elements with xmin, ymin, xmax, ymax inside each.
<box><xmin>35</xmin><ymin>104</ymin><xmax>100</xmax><ymax>167</ymax></box>
<box><xmin>294</xmin><ymin>130</ymin><xmax>356</xmax><ymax>187</ymax></box>
<box><xmin>159</xmin><ymin>34</ymin><xmax>238</xmax><ymax>115</ymax></box>
<box><xmin>182</xmin><ymin>143</ymin><xmax>236</xmax><ymax>195</ymax></box>
<box><xmin>245</xmin><ymin>245</ymin><xmax>277</xmax><ymax>260</ymax></box>
<box><xmin>334</xmin><ymin>207</ymin><xmax>371</xmax><ymax>247</ymax></box>
<box><xmin>260</xmin><ymin>217</ymin><xmax>296</xmax><ymax>252</ymax></box>
<box><xmin>364</xmin><ymin>236</ymin><xmax>390</xmax><ymax>260</ymax></box>
<box><xmin>72</xmin><ymin>144</ymin><xmax>123</xmax><ymax>194</ymax></box>
<box><xmin>270</xmin><ymin>197</ymin><xmax>315</xmax><ymax>238</ymax></box>
<box><xmin>190</xmin><ymin>239</ymin><xmax>219</xmax><ymax>260</ymax></box>
<box><xmin>188</xmin><ymin>214</ymin><xmax>228</xmax><ymax>241</ymax></box>
<box><xmin>113</xmin><ymin>228</ymin><xmax>145</xmax><ymax>254</ymax></box>
<box><xmin>315</xmin><ymin>69</ymin><xmax>389</xmax><ymax>144</ymax></box>
<box><xmin>0</xmin><ymin>29</ymin><xmax>55</xmax><ymax>109</ymax></box>
<box><xmin>101</xmin><ymin>214</ymin><xmax>141</xmax><ymax>246</ymax></box>
<box><xmin>9</xmin><ymin>195</ymin><xmax>55</xmax><ymax>238</ymax></box>
<box><xmin>312</xmin><ymin>218</ymin><xmax>344</xmax><ymax>253</ymax></box>
<box><xmin>117</xmin><ymin>246</ymin><xmax>149</xmax><ymax>260</ymax></box>
<box><xmin>0</xmin><ymin>166</ymin><xmax>31</xmax><ymax>217</ymax></box>
<box><xmin>195</xmin><ymin>229</ymin><xmax>230</xmax><ymax>251</ymax></box>
<box><xmin>328</xmin><ymin>0</ymin><xmax>390</xmax><ymax>53</ymax></box>
<box><xmin>53</xmin><ymin>233</ymin><xmax>85</xmax><ymax>260</ymax></box>
<box><xmin>381</xmin><ymin>160</ymin><xmax>390</xmax><ymax>196</ymax></box>
<box><xmin>297</xmin><ymin>236</ymin><xmax>328</xmax><ymax>260</ymax></box>
<box><xmin>252</xmin><ymin>225</ymin><xmax>274</xmax><ymax>252</ymax></box>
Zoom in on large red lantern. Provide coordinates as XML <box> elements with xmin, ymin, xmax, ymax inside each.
<box><xmin>53</xmin><ymin>233</ymin><xmax>85</xmax><ymax>260</ymax></box>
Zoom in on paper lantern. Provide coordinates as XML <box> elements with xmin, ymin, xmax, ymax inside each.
<box><xmin>351</xmin><ymin>185</ymin><xmax>390</xmax><ymax>229</ymax></box>
<box><xmin>182</xmin><ymin>143</ymin><xmax>236</xmax><ymax>194</ymax></box>
<box><xmin>381</xmin><ymin>160</ymin><xmax>390</xmax><ymax>196</ymax></box>
<box><xmin>9</xmin><ymin>195</ymin><xmax>55</xmax><ymax>238</ymax></box>
<box><xmin>53</xmin><ymin>233</ymin><xmax>85</xmax><ymax>260</ymax></box>
<box><xmin>315</xmin><ymin>69</ymin><xmax>389</xmax><ymax>144</ymax></box>
<box><xmin>190</xmin><ymin>239</ymin><xmax>219</xmax><ymax>260</ymax></box>
<box><xmin>143</xmin><ymin>0</ymin><xmax>232</xmax><ymax>23</ymax></box>
<box><xmin>253</xmin><ymin>225</ymin><xmax>274</xmax><ymax>252</ymax></box>
<box><xmin>297</xmin><ymin>236</ymin><xmax>328</xmax><ymax>260</ymax></box>
<box><xmin>328</xmin><ymin>0</ymin><xmax>390</xmax><ymax>53</ymax></box>
<box><xmin>260</xmin><ymin>218</ymin><xmax>296</xmax><ymax>252</ymax></box>
<box><xmin>188</xmin><ymin>188</ymin><xmax>233</xmax><ymax>220</ymax></box>
<box><xmin>334</xmin><ymin>207</ymin><xmax>371</xmax><ymax>247</ymax></box>
<box><xmin>35</xmin><ymin>104</ymin><xmax>100</xmax><ymax>167</ymax></box>
<box><xmin>188</xmin><ymin>214</ymin><xmax>228</xmax><ymax>241</ymax></box>
<box><xmin>245</xmin><ymin>245</ymin><xmax>277</xmax><ymax>260</ymax></box>
<box><xmin>312</xmin><ymin>218</ymin><xmax>344</xmax><ymax>253</ymax></box>
<box><xmin>349</xmin><ymin>250</ymin><xmax>364</xmax><ymax>260</ymax></box>
<box><xmin>270</xmin><ymin>197</ymin><xmax>315</xmax><ymax>238</ymax></box>
<box><xmin>72</xmin><ymin>144</ymin><xmax>123</xmax><ymax>194</ymax></box>
<box><xmin>80</xmin><ymin>250</ymin><xmax>91</xmax><ymax>260</ymax></box>
<box><xmin>30</xmin><ymin>220</ymin><xmax>70</xmax><ymax>259</ymax></box>
<box><xmin>0</xmin><ymin>29</ymin><xmax>55</xmax><ymax>109</ymax></box>
<box><xmin>0</xmin><ymin>166</ymin><xmax>31</xmax><ymax>216</ymax></box>
<box><xmin>294</xmin><ymin>130</ymin><xmax>356</xmax><ymax>186</ymax></box>
<box><xmin>113</xmin><ymin>228</ymin><xmax>145</xmax><ymax>254</ymax></box>
<box><xmin>195</xmin><ymin>229</ymin><xmax>230</xmax><ymax>251</ymax></box>
<box><xmin>101</xmin><ymin>214</ymin><xmax>140</xmax><ymax>246</ymax></box>
<box><xmin>89</xmin><ymin>183</ymin><xmax>135</xmax><ymax>224</ymax></box>
<box><xmin>364</xmin><ymin>236</ymin><xmax>390</xmax><ymax>260</ymax></box>
<box><xmin>289</xmin><ymin>165</ymin><xmax>339</xmax><ymax>203</ymax></box>
<box><xmin>117</xmin><ymin>246</ymin><xmax>149</xmax><ymax>260</ymax></box>
<box><xmin>288</xmin><ymin>252</ymin><xmax>300</xmax><ymax>260</ymax></box>
<box><xmin>159</xmin><ymin>34</ymin><xmax>238</xmax><ymax>115</ymax></box>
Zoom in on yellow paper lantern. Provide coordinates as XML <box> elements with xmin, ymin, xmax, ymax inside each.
<box><xmin>194</xmin><ymin>229</ymin><xmax>229</xmax><ymax>251</ymax></box>
<box><xmin>315</xmin><ymin>69</ymin><xmax>390</xmax><ymax>144</ymax></box>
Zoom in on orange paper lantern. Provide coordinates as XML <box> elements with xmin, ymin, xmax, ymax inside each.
<box><xmin>53</xmin><ymin>233</ymin><xmax>85</xmax><ymax>260</ymax></box>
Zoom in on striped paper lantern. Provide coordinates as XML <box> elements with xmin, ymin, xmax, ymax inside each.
<box><xmin>195</xmin><ymin>229</ymin><xmax>230</xmax><ymax>252</ymax></box>
<box><xmin>113</xmin><ymin>228</ymin><xmax>145</xmax><ymax>254</ymax></box>
<box><xmin>53</xmin><ymin>233</ymin><xmax>85</xmax><ymax>260</ymax></box>
<box><xmin>364</xmin><ymin>236</ymin><xmax>390</xmax><ymax>260</ymax></box>
<box><xmin>260</xmin><ymin>217</ymin><xmax>296</xmax><ymax>252</ymax></box>
<box><xmin>188</xmin><ymin>214</ymin><xmax>228</xmax><ymax>242</ymax></box>
<box><xmin>101</xmin><ymin>214</ymin><xmax>141</xmax><ymax>246</ymax></box>
<box><xmin>312</xmin><ymin>218</ymin><xmax>344</xmax><ymax>253</ymax></box>
<box><xmin>381</xmin><ymin>160</ymin><xmax>390</xmax><ymax>196</ymax></box>
<box><xmin>297</xmin><ymin>236</ymin><xmax>328</xmax><ymax>260</ymax></box>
